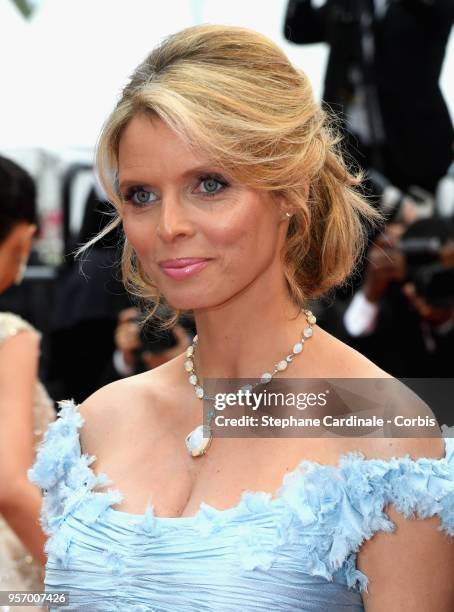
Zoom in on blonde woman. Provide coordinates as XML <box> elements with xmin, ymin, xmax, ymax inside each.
<box><xmin>29</xmin><ymin>26</ymin><xmax>453</xmax><ymax>611</ymax></box>
<box><xmin>0</xmin><ymin>156</ymin><xmax>55</xmax><ymax>612</ymax></box>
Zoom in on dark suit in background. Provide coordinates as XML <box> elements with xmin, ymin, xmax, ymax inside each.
<box><xmin>283</xmin><ymin>0</ymin><xmax>454</xmax><ymax>193</ymax></box>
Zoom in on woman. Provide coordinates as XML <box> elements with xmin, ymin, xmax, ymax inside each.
<box><xmin>29</xmin><ymin>25</ymin><xmax>453</xmax><ymax>611</ymax></box>
<box><xmin>0</xmin><ymin>155</ymin><xmax>55</xmax><ymax>610</ymax></box>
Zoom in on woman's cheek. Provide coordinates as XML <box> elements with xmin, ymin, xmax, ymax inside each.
<box><xmin>201</xmin><ymin>203</ymin><xmax>257</xmax><ymax>248</ymax></box>
<box><xmin>123</xmin><ymin>215</ymin><xmax>154</xmax><ymax>256</ymax></box>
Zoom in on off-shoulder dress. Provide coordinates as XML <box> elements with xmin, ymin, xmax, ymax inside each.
<box><xmin>28</xmin><ymin>400</ymin><xmax>454</xmax><ymax>611</ymax></box>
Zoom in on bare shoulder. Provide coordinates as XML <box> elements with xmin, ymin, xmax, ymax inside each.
<box><xmin>317</xmin><ymin>331</ymin><xmax>453</xmax><ymax>610</ymax></box>
<box><xmin>0</xmin><ymin>326</ymin><xmax>40</xmax><ymax>354</ymax></box>
<box><xmin>0</xmin><ymin>328</ymin><xmax>40</xmax><ymax>384</ymax></box>
<box><xmin>314</xmin><ymin>326</ymin><xmax>446</xmax><ymax>463</ymax></box>
<box><xmin>314</xmin><ymin>325</ymin><xmax>392</xmax><ymax>379</ymax></box>
<box><xmin>77</xmin><ymin>353</ymin><xmax>185</xmax><ymax>456</ymax></box>
<box><xmin>336</xmin><ymin>433</ymin><xmax>447</xmax><ymax>465</ymax></box>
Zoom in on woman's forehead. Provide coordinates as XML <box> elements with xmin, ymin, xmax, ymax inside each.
<box><xmin>118</xmin><ymin>115</ymin><xmax>222</xmax><ymax>185</ymax></box>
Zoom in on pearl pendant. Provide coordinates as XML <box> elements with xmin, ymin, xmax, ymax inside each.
<box><xmin>303</xmin><ymin>326</ymin><xmax>313</xmax><ymax>338</ymax></box>
<box><xmin>293</xmin><ymin>342</ymin><xmax>303</xmax><ymax>354</ymax></box>
<box><xmin>185</xmin><ymin>425</ymin><xmax>212</xmax><ymax>457</ymax></box>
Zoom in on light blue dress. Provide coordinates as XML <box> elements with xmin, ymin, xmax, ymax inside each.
<box><xmin>28</xmin><ymin>400</ymin><xmax>454</xmax><ymax>612</ymax></box>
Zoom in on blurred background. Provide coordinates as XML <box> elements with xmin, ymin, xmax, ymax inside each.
<box><xmin>1</xmin><ymin>0</ymin><xmax>454</xmax><ymax>407</ymax></box>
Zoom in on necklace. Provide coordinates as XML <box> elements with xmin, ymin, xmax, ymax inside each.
<box><xmin>183</xmin><ymin>309</ymin><xmax>317</xmax><ymax>457</ymax></box>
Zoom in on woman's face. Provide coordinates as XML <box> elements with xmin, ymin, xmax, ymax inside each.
<box><xmin>118</xmin><ymin>113</ymin><xmax>290</xmax><ymax>311</ymax></box>
<box><xmin>0</xmin><ymin>222</ymin><xmax>35</xmax><ymax>294</ymax></box>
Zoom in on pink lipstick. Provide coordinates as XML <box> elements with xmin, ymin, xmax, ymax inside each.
<box><xmin>159</xmin><ymin>258</ymin><xmax>210</xmax><ymax>280</ymax></box>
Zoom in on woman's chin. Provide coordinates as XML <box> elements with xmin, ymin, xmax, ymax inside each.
<box><xmin>163</xmin><ymin>293</ymin><xmax>214</xmax><ymax>312</ymax></box>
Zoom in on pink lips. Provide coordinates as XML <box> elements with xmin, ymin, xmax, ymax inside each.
<box><xmin>159</xmin><ymin>258</ymin><xmax>211</xmax><ymax>280</ymax></box>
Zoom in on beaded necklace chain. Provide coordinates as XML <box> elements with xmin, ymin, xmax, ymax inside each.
<box><xmin>183</xmin><ymin>309</ymin><xmax>317</xmax><ymax>457</ymax></box>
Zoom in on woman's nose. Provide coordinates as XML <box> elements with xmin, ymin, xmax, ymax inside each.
<box><xmin>156</xmin><ymin>195</ymin><xmax>196</xmax><ymax>243</ymax></box>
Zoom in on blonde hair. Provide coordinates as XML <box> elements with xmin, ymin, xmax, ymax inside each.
<box><xmin>82</xmin><ymin>24</ymin><xmax>384</xmax><ymax>328</ymax></box>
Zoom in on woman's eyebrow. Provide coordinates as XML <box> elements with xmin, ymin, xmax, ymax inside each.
<box><xmin>118</xmin><ymin>165</ymin><xmax>226</xmax><ymax>191</ymax></box>
<box><xmin>179</xmin><ymin>164</ymin><xmax>224</xmax><ymax>177</ymax></box>
<box><xmin>118</xmin><ymin>179</ymin><xmax>146</xmax><ymax>191</ymax></box>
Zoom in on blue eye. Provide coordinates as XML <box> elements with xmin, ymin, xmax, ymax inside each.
<box><xmin>122</xmin><ymin>174</ymin><xmax>228</xmax><ymax>206</ymax></box>
<box><xmin>123</xmin><ymin>187</ymin><xmax>156</xmax><ymax>207</ymax></box>
<box><xmin>199</xmin><ymin>175</ymin><xmax>228</xmax><ymax>197</ymax></box>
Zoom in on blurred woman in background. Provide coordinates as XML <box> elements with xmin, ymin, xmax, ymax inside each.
<box><xmin>0</xmin><ymin>155</ymin><xmax>55</xmax><ymax>609</ymax></box>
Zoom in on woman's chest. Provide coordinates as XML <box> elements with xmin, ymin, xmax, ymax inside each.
<box><xmin>90</xmin><ymin>432</ymin><xmax>339</xmax><ymax>519</ymax></box>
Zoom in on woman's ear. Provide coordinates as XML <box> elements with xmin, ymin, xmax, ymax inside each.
<box><xmin>274</xmin><ymin>194</ymin><xmax>292</xmax><ymax>219</ymax></box>
<box><xmin>24</xmin><ymin>223</ymin><xmax>37</xmax><ymax>248</ymax></box>
<box><xmin>275</xmin><ymin>182</ymin><xmax>309</xmax><ymax>220</ymax></box>
<box><xmin>19</xmin><ymin>223</ymin><xmax>37</xmax><ymax>258</ymax></box>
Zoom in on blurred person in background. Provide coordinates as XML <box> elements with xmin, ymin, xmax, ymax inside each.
<box><xmin>283</xmin><ymin>0</ymin><xmax>454</xmax><ymax>194</ymax></box>
<box><xmin>342</xmin><ymin>216</ymin><xmax>454</xmax><ymax>377</ymax></box>
<box><xmin>110</xmin><ymin>306</ymin><xmax>193</xmax><ymax>379</ymax></box>
<box><xmin>43</xmin><ymin>188</ymin><xmax>133</xmax><ymax>404</ymax></box>
<box><xmin>0</xmin><ymin>155</ymin><xmax>54</xmax><ymax>610</ymax></box>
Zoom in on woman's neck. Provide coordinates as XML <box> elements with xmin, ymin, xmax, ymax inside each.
<box><xmin>191</xmin><ymin>295</ymin><xmax>311</xmax><ymax>381</ymax></box>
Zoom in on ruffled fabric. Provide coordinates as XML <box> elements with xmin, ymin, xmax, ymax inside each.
<box><xmin>276</xmin><ymin>428</ymin><xmax>454</xmax><ymax>592</ymax></box>
<box><xmin>28</xmin><ymin>400</ymin><xmax>123</xmax><ymax>566</ymax></box>
<box><xmin>28</xmin><ymin>399</ymin><xmax>454</xmax><ymax>608</ymax></box>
